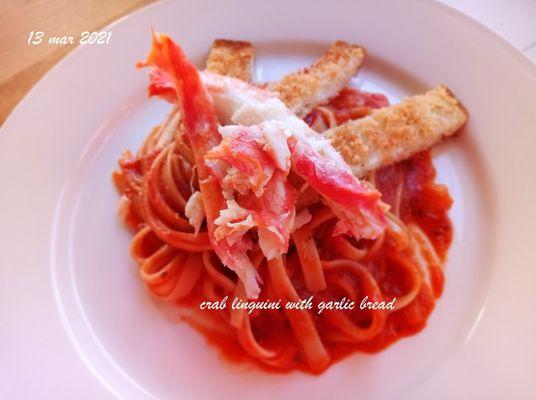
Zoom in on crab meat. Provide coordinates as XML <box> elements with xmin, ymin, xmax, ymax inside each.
<box><xmin>206</xmin><ymin>125</ymin><xmax>275</xmax><ymax>196</ymax></box>
<box><xmin>148</xmin><ymin>70</ymin><xmax>387</xmax><ymax>239</ymax></box>
<box><xmin>206</xmin><ymin>124</ymin><xmax>296</xmax><ymax>261</ymax></box>
<box><xmin>141</xmin><ymin>34</ymin><xmax>388</xmax><ymax>298</ymax></box>
<box><xmin>184</xmin><ymin>191</ymin><xmax>205</xmax><ymax>234</ymax></box>
<box><xmin>139</xmin><ymin>32</ymin><xmax>263</xmax><ymax>298</ymax></box>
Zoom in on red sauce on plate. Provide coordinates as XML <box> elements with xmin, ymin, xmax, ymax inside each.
<box><xmin>187</xmin><ymin>88</ymin><xmax>453</xmax><ymax>373</ymax></box>
<box><xmin>126</xmin><ymin>87</ymin><xmax>453</xmax><ymax>374</ymax></box>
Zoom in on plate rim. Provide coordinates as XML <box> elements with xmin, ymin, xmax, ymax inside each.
<box><xmin>1</xmin><ymin>1</ymin><xmax>536</xmax><ymax>399</ymax></box>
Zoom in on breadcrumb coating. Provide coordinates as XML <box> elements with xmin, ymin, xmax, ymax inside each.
<box><xmin>206</xmin><ymin>39</ymin><xmax>255</xmax><ymax>82</ymax></box>
<box><xmin>326</xmin><ymin>85</ymin><xmax>468</xmax><ymax>177</ymax></box>
<box><xmin>270</xmin><ymin>41</ymin><xmax>365</xmax><ymax>117</ymax></box>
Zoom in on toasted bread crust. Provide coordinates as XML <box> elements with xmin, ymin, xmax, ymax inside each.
<box><xmin>206</xmin><ymin>39</ymin><xmax>255</xmax><ymax>82</ymax></box>
<box><xmin>270</xmin><ymin>41</ymin><xmax>366</xmax><ymax>117</ymax></box>
<box><xmin>326</xmin><ymin>85</ymin><xmax>468</xmax><ymax>177</ymax></box>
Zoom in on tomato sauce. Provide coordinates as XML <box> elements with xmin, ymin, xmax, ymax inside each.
<box><xmin>131</xmin><ymin>87</ymin><xmax>454</xmax><ymax>375</ymax></box>
<box><xmin>192</xmin><ymin>144</ymin><xmax>452</xmax><ymax>373</ymax></box>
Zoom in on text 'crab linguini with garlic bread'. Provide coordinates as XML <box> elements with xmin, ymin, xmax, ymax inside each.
<box><xmin>113</xmin><ymin>32</ymin><xmax>467</xmax><ymax>374</ymax></box>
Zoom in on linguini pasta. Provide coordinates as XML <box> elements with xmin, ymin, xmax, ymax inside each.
<box><xmin>113</xmin><ymin>33</ymin><xmax>454</xmax><ymax>374</ymax></box>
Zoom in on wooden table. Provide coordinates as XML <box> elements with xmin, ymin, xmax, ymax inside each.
<box><xmin>2</xmin><ymin>0</ymin><xmax>535</xmax><ymax>126</ymax></box>
<box><xmin>0</xmin><ymin>0</ymin><xmax>155</xmax><ymax>125</ymax></box>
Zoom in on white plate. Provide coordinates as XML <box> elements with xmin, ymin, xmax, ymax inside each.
<box><xmin>1</xmin><ymin>0</ymin><xmax>535</xmax><ymax>399</ymax></box>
